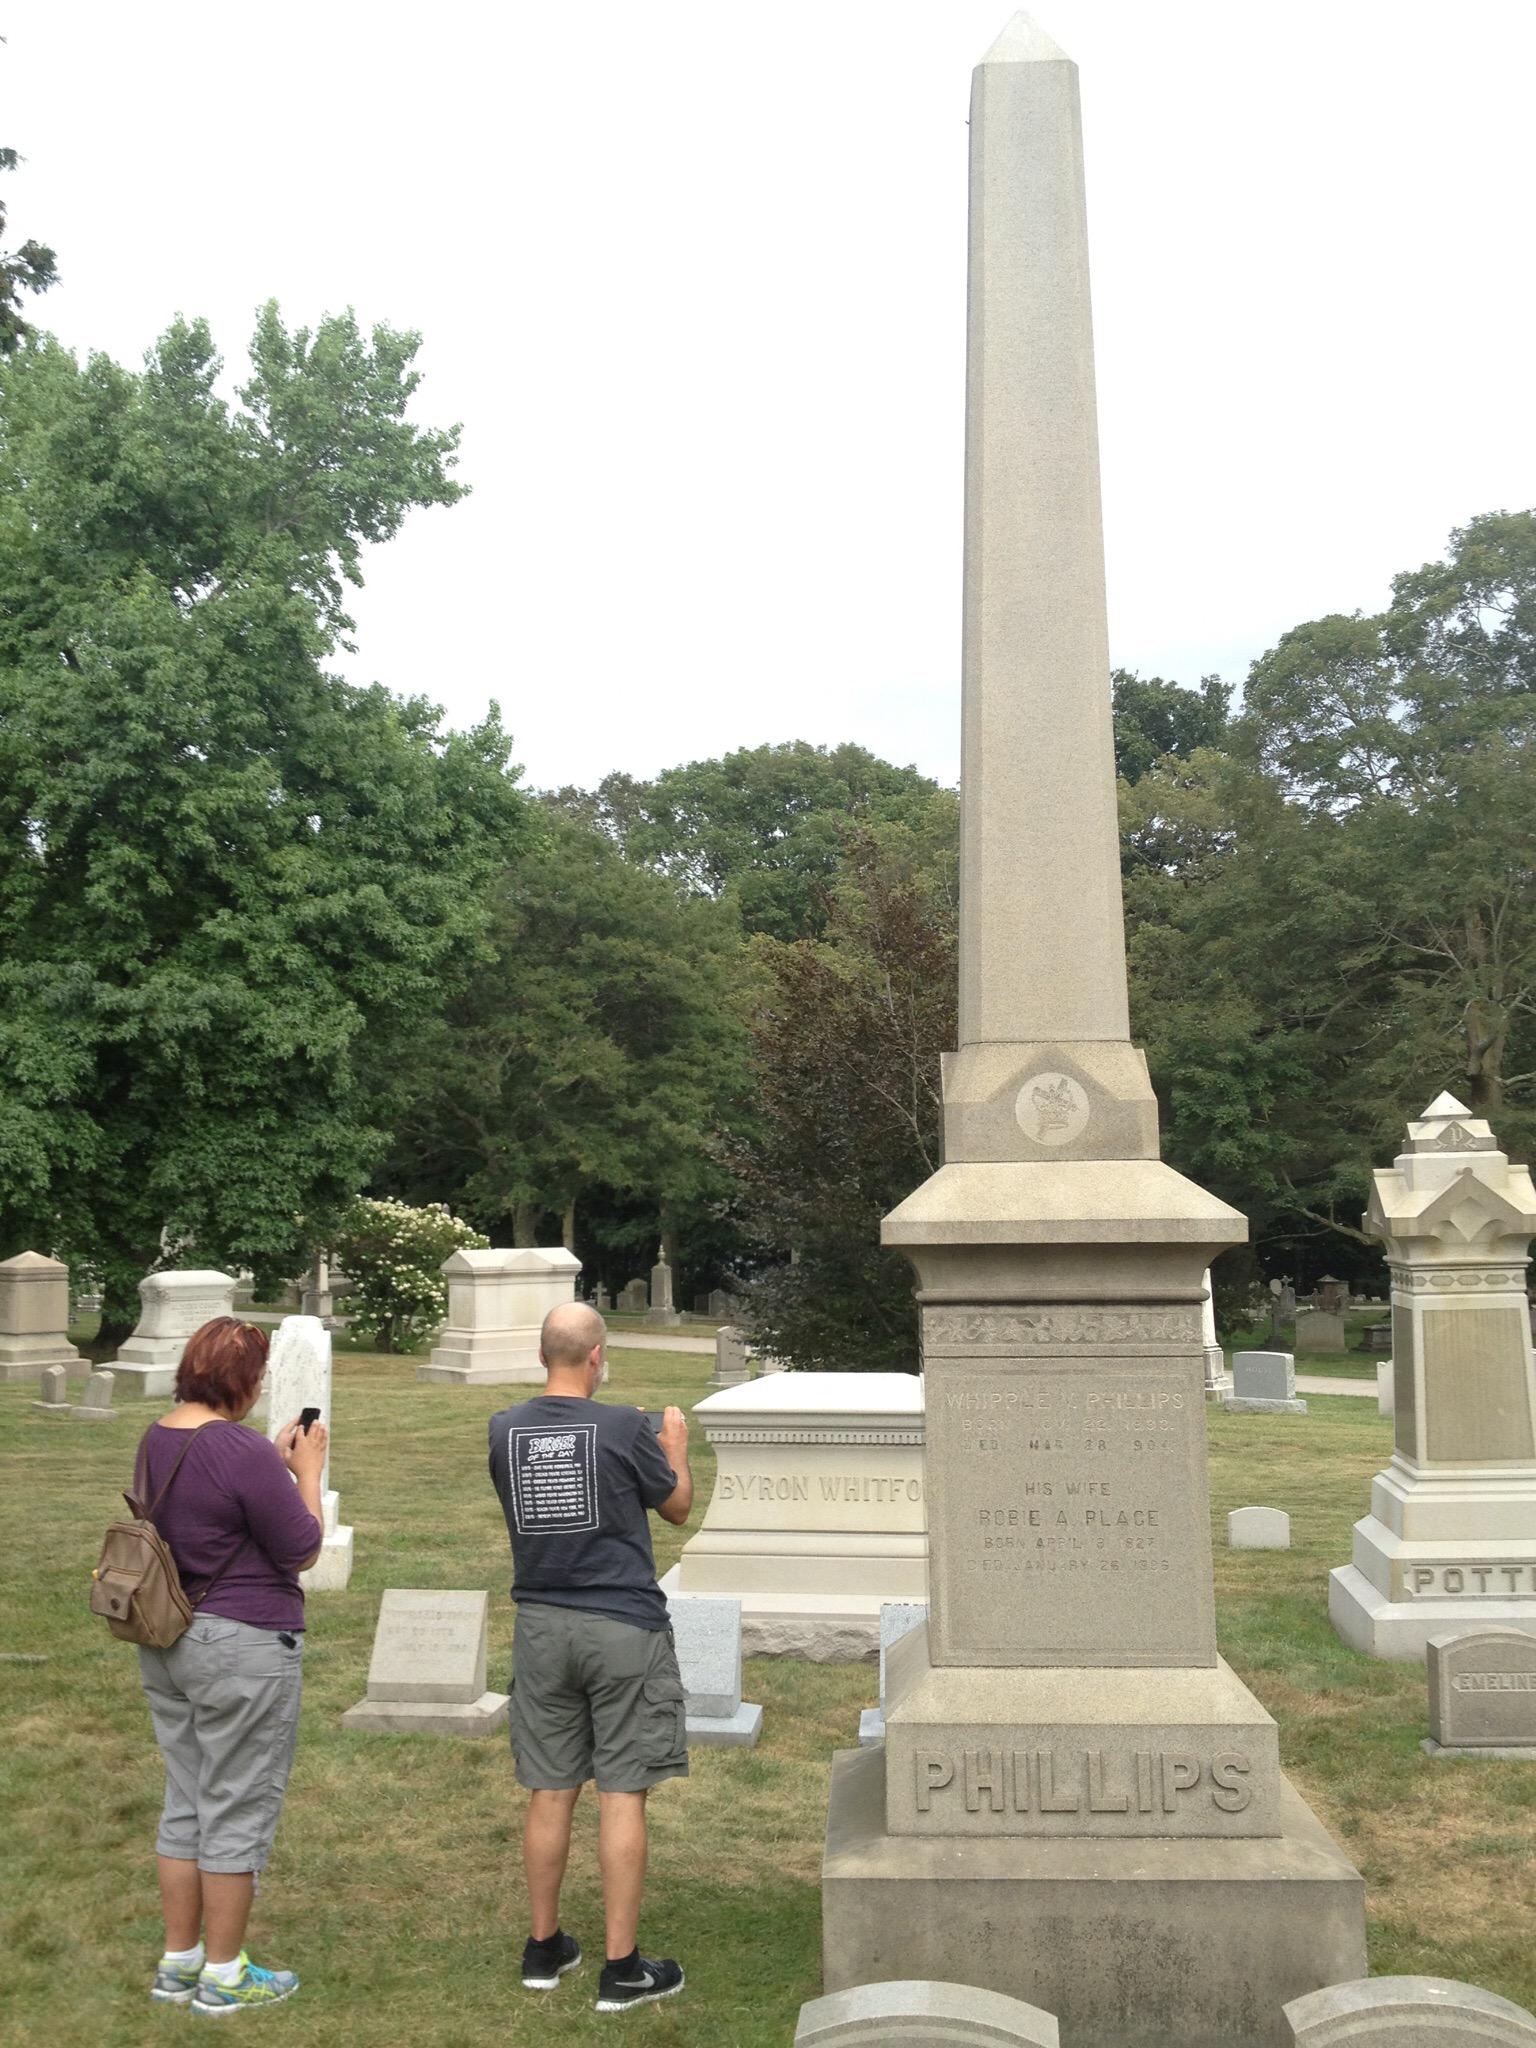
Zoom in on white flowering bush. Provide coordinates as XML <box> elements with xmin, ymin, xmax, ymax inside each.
<box><xmin>333</xmin><ymin>1197</ymin><xmax>488</xmax><ymax>1353</ymax></box>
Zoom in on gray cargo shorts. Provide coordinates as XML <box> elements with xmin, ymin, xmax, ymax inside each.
<box><xmin>509</xmin><ymin>1604</ymin><xmax>688</xmax><ymax>1795</ymax></box>
<box><xmin>138</xmin><ymin>1615</ymin><xmax>304</xmax><ymax>1874</ymax></box>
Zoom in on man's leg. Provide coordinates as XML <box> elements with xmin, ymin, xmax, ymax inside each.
<box><xmin>525</xmin><ymin>1787</ymin><xmax>582</xmax><ymax>1942</ymax></box>
<box><xmin>596</xmin><ymin>1789</ymin><xmax>648</xmax><ymax>1960</ymax></box>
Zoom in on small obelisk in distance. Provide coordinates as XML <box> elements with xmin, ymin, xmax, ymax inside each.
<box><xmin>821</xmin><ymin>21</ymin><xmax>1367</xmax><ymax>2044</ymax></box>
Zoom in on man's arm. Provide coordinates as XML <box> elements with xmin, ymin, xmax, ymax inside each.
<box><xmin>653</xmin><ymin>1406</ymin><xmax>693</xmax><ymax>1526</ymax></box>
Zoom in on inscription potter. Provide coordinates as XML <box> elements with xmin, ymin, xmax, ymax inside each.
<box><xmin>1401</xmin><ymin>1564</ymin><xmax>1536</xmax><ymax>1597</ymax></box>
<box><xmin>913</xmin><ymin>1747</ymin><xmax>1254</xmax><ymax>1819</ymax></box>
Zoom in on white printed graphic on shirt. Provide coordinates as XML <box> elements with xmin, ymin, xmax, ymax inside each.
<box><xmin>509</xmin><ymin>1423</ymin><xmax>599</xmax><ymax>1535</ymax></box>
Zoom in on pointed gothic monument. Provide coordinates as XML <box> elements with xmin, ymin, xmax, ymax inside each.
<box><xmin>819</xmin><ymin>20</ymin><xmax>1365</xmax><ymax>2046</ymax></box>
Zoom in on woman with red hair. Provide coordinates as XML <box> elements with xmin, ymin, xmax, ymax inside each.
<box><xmin>131</xmin><ymin>1316</ymin><xmax>328</xmax><ymax>2015</ymax></box>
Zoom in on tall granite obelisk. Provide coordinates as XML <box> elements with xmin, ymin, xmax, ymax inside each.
<box><xmin>820</xmin><ymin>21</ymin><xmax>1366</xmax><ymax>2047</ymax></box>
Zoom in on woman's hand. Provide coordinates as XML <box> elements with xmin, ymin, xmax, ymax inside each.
<box><xmin>277</xmin><ymin>1416</ymin><xmax>329</xmax><ymax>1480</ymax></box>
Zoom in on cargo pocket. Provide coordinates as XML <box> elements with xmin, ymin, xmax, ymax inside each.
<box><xmin>640</xmin><ymin>1670</ymin><xmax>687</xmax><ymax>1769</ymax></box>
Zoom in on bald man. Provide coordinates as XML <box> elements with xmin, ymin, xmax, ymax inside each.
<box><xmin>487</xmin><ymin>1301</ymin><xmax>692</xmax><ymax>2014</ymax></box>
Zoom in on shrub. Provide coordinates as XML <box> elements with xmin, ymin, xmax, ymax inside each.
<box><xmin>332</xmin><ymin>1197</ymin><xmax>488</xmax><ymax>1353</ymax></box>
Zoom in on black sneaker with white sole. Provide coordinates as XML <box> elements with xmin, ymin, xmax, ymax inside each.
<box><xmin>521</xmin><ymin>1930</ymin><xmax>582</xmax><ymax>1990</ymax></box>
<box><xmin>594</xmin><ymin>1952</ymin><xmax>684</xmax><ymax>2012</ymax></box>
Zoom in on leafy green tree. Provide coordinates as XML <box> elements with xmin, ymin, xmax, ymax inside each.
<box><xmin>0</xmin><ymin>309</ymin><xmax>528</xmax><ymax>1342</ymax></box>
<box><xmin>735</xmin><ymin>816</ymin><xmax>958</xmax><ymax>1371</ymax></box>
<box><xmin>1112</xmin><ymin>669</ymin><xmax>1229</xmax><ymax>783</ymax></box>
<box><xmin>562</xmin><ymin>740</ymin><xmax>945</xmax><ymax>940</ymax></box>
<box><xmin>376</xmin><ymin>804</ymin><xmax>747</xmax><ymax>1266</ymax></box>
<box><xmin>0</xmin><ymin>149</ymin><xmax>57</xmax><ymax>354</ymax></box>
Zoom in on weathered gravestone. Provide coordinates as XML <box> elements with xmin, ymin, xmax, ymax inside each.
<box><xmin>1423</xmin><ymin>1628</ymin><xmax>1536</xmax><ymax>1759</ymax></box>
<box><xmin>860</xmin><ymin>1601</ymin><xmax>929</xmax><ymax>1746</ymax></box>
<box><xmin>647</xmin><ymin>1247</ymin><xmax>675</xmax><ymax>1323</ymax></box>
<box><xmin>661</xmin><ymin>1372</ymin><xmax>926</xmax><ymax>1660</ymax></box>
<box><xmin>594</xmin><ymin>1284</ymin><xmax>611</xmax><ymax>1312</ymax></box>
<box><xmin>669</xmin><ymin>1594</ymin><xmax>762</xmax><ymax>1747</ymax></box>
<box><xmin>0</xmin><ymin>1251</ymin><xmax>84</xmax><ymax>1383</ymax></box>
<box><xmin>74</xmin><ymin>1368</ymin><xmax>119</xmax><ymax>1422</ymax></box>
<box><xmin>706</xmin><ymin>1286</ymin><xmax>731</xmax><ymax>1319</ymax></box>
<box><xmin>113</xmin><ymin>1270</ymin><xmax>236</xmax><ymax>1398</ymax></box>
<box><xmin>1224</xmin><ymin>1350</ymin><xmax>1307</xmax><ymax>1415</ymax></box>
<box><xmin>1330</xmin><ymin>1095</ymin><xmax>1536</xmax><ymax>1660</ymax></box>
<box><xmin>1296</xmin><ymin>1309</ymin><xmax>1347</xmax><ymax>1355</ymax></box>
<box><xmin>1376</xmin><ymin>1361</ymin><xmax>1394</xmax><ymax>1418</ymax></box>
<box><xmin>257</xmin><ymin>1316</ymin><xmax>353</xmax><ymax>1591</ymax></box>
<box><xmin>819</xmin><ymin>20</ymin><xmax>1364</xmax><ymax>2046</ymax></box>
<box><xmin>1282</xmin><ymin>1976</ymin><xmax>1536</xmax><ymax>2043</ymax></box>
<box><xmin>796</xmin><ymin>1979</ymin><xmax>1060</xmax><ymax>2046</ymax></box>
<box><xmin>34</xmin><ymin>1363</ymin><xmax>71</xmax><ymax>1415</ymax></box>
<box><xmin>1228</xmin><ymin>1507</ymin><xmax>1291</xmax><ymax>1551</ymax></box>
<box><xmin>618</xmin><ymin>1278</ymin><xmax>648</xmax><ymax>1314</ymax></box>
<box><xmin>1269</xmin><ymin>1278</ymin><xmax>1298</xmax><ymax>1349</ymax></box>
<box><xmin>419</xmin><ymin>1246</ymin><xmax>581</xmax><ymax>1385</ymax></box>
<box><xmin>342</xmin><ymin>1589</ymin><xmax>508</xmax><ymax>1735</ymax></box>
<box><xmin>300</xmin><ymin>1251</ymin><xmax>332</xmax><ymax>1321</ymax></box>
<box><xmin>711</xmin><ymin>1325</ymin><xmax>753</xmax><ymax>1388</ymax></box>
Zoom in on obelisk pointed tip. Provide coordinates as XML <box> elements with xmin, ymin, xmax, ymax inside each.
<box><xmin>979</xmin><ymin>11</ymin><xmax>1072</xmax><ymax>66</ymax></box>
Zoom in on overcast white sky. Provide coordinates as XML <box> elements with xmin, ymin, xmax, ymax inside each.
<box><xmin>6</xmin><ymin>2</ymin><xmax>1535</xmax><ymax>791</ymax></box>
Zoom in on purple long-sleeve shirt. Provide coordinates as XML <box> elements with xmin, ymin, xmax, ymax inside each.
<box><xmin>136</xmin><ymin>1421</ymin><xmax>322</xmax><ymax>1632</ymax></box>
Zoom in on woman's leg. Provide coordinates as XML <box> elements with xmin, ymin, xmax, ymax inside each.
<box><xmin>202</xmin><ymin>1873</ymin><xmax>256</xmax><ymax>1965</ymax></box>
<box><xmin>156</xmin><ymin>1857</ymin><xmax>203</xmax><ymax>1951</ymax></box>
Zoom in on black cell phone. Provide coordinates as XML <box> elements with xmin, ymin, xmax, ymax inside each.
<box><xmin>643</xmin><ymin>1411</ymin><xmax>667</xmax><ymax>1434</ymax></box>
<box><xmin>299</xmin><ymin>1406</ymin><xmax>321</xmax><ymax>1434</ymax></box>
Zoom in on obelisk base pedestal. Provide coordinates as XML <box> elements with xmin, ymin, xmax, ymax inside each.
<box><xmin>822</xmin><ymin>1744</ymin><xmax>1365</xmax><ymax>2048</ymax></box>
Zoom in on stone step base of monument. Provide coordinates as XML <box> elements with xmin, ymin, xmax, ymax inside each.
<box><xmin>2</xmin><ymin>1349</ymin><xmax>85</xmax><ymax>1383</ymax></box>
<box><xmin>821</xmin><ymin>1745</ymin><xmax>1365</xmax><ymax>2048</ymax></box>
<box><xmin>686</xmin><ymin>1703</ymin><xmax>763</xmax><ymax>1748</ymax></box>
<box><xmin>1330</xmin><ymin>1564</ymin><xmax>1536</xmax><ymax>1662</ymax></box>
<box><xmin>71</xmin><ymin>1403</ymin><xmax>122</xmax><ymax>1422</ymax></box>
<box><xmin>1422</xmin><ymin>1737</ymin><xmax>1536</xmax><ymax>1762</ymax></box>
<box><xmin>658</xmin><ymin>1569</ymin><xmax>890</xmax><ymax>1661</ymax></box>
<box><xmin>1223</xmin><ymin>1396</ymin><xmax>1308</xmax><ymax>1415</ymax></box>
<box><xmin>301</xmin><ymin>1527</ymin><xmax>354</xmax><ymax>1593</ymax></box>
<box><xmin>109</xmin><ymin>1360</ymin><xmax>178</xmax><ymax>1398</ymax></box>
<box><xmin>415</xmin><ymin>1360</ymin><xmax>542</xmax><ymax>1386</ymax></box>
<box><xmin>34</xmin><ymin>1400</ymin><xmax>72</xmax><ymax>1417</ymax></box>
<box><xmin>341</xmin><ymin>1693</ymin><xmax>510</xmax><ymax>1736</ymax></box>
<box><xmin>858</xmin><ymin>1709</ymin><xmax>885</xmax><ymax>1747</ymax></box>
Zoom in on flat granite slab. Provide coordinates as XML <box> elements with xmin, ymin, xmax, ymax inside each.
<box><xmin>686</xmin><ymin>1703</ymin><xmax>763</xmax><ymax>1749</ymax></box>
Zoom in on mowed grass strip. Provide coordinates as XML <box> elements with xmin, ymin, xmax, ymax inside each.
<box><xmin>2</xmin><ymin>1358</ymin><xmax>1533</xmax><ymax>2046</ymax></box>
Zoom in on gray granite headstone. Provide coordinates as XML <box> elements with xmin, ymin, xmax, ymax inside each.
<box><xmin>711</xmin><ymin>1325</ymin><xmax>752</xmax><ymax>1387</ymax></box>
<box><xmin>34</xmin><ymin>1363</ymin><xmax>70</xmax><ymax>1414</ymax></box>
<box><xmin>618</xmin><ymin>1278</ymin><xmax>647</xmax><ymax>1314</ymax></box>
<box><xmin>859</xmin><ymin>1601</ymin><xmax>929</xmax><ymax>1746</ymax></box>
<box><xmin>342</xmin><ymin>1589</ymin><xmax>508</xmax><ymax>1736</ymax></box>
<box><xmin>669</xmin><ymin>1593</ymin><xmax>762</xmax><ymax>1747</ymax></box>
<box><xmin>1224</xmin><ymin>1349</ymin><xmax>1307</xmax><ymax>1415</ymax></box>
<box><xmin>1283</xmin><ymin>1975</ymin><xmax>1536</xmax><ymax>2042</ymax></box>
<box><xmin>1227</xmin><ymin>1506</ymin><xmax>1291</xmax><ymax>1550</ymax></box>
<box><xmin>75</xmin><ymin>1368</ymin><xmax>120</xmax><ymax>1421</ymax></box>
<box><xmin>796</xmin><ymin>1979</ymin><xmax>1060</xmax><ymax>2045</ymax></box>
<box><xmin>1424</xmin><ymin>1628</ymin><xmax>1536</xmax><ymax>1758</ymax></box>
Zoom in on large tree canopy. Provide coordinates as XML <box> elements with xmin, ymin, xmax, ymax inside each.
<box><xmin>0</xmin><ymin>308</ymin><xmax>528</xmax><ymax>1335</ymax></box>
<box><xmin>563</xmin><ymin>740</ymin><xmax>945</xmax><ymax>940</ymax></box>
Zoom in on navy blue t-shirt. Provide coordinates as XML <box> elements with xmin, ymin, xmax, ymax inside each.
<box><xmin>487</xmin><ymin>1395</ymin><xmax>679</xmax><ymax>1630</ymax></box>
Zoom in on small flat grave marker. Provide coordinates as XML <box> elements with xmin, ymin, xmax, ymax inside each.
<box><xmin>342</xmin><ymin>1589</ymin><xmax>508</xmax><ymax>1736</ymax></box>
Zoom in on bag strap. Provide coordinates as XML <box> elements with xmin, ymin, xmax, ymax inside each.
<box><xmin>125</xmin><ymin>1419</ymin><xmax>228</xmax><ymax>1520</ymax></box>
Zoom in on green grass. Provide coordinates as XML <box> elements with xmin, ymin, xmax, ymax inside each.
<box><xmin>3</xmin><ymin>1362</ymin><xmax>1533</xmax><ymax>2045</ymax></box>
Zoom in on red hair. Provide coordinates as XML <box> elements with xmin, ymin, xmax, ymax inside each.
<box><xmin>174</xmin><ymin>1317</ymin><xmax>270</xmax><ymax>1412</ymax></box>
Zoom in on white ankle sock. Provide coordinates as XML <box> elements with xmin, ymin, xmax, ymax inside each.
<box><xmin>162</xmin><ymin>1943</ymin><xmax>204</xmax><ymax>1970</ymax></box>
<box><xmin>203</xmin><ymin>1954</ymin><xmax>245</xmax><ymax>1985</ymax></box>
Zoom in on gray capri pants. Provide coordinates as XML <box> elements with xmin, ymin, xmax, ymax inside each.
<box><xmin>138</xmin><ymin>1615</ymin><xmax>304</xmax><ymax>1874</ymax></box>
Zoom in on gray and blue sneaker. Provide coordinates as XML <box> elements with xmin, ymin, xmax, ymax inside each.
<box><xmin>191</xmin><ymin>1953</ymin><xmax>299</xmax><ymax>2016</ymax></box>
<box><xmin>522</xmin><ymin>1929</ymin><xmax>583</xmax><ymax>1989</ymax></box>
<box><xmin>150</xmin><ymin>1956</ymin><xmax>203</xmax><ymax>2005</ymax></box>
<box><xmin>595</xmin><ymin>1950</ymin><xmax>684</xmax><ymax>2013</ymax></box>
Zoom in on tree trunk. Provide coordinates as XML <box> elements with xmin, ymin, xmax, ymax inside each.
<box><xmin>562</xmin><ymin>1198</ymin><xmax>577</xmax><ymax>1252</ymax></box>
<box><xmin>1462</xmin><ymin>995</ymin><xmax>1507</xmax><ymax>1113</ymax></box>
<box><xmin>513</xmin><ymin>1201</ymin><xmax>539</xmax><ymax>1249</ymax></box>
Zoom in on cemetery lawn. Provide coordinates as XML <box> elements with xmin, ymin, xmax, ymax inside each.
<box><xmin>3</xmin><ymin>1368</ymin><xmax>1534</xmax><ymax>2047</ymax></box>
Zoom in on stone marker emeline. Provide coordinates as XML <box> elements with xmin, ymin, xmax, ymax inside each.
<box><xmin>818</xmin><ymin>18</ymin><xmax>1366</xmax><ymax>2046</ymax></box>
